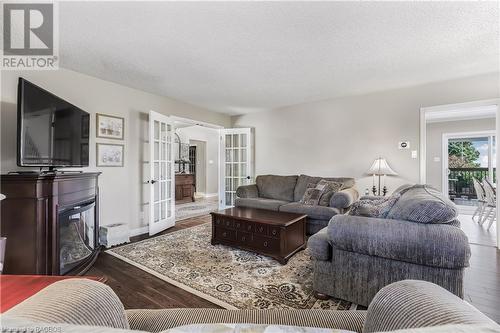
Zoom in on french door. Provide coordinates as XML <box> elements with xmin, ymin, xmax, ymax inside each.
<box><xmin>219</xmin><ymin>128</ymin><xmax>253</xmax><ymax>209</ymax></box>
<box><xmin>149</xmin><ymin>111</ymin><xmax>175</xmax><ymax>235</ymax></box>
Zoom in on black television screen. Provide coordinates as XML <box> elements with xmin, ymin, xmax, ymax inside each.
<box><xmin>17</xmin><ymin>78</ymin><xmax>90</xmax><ymax>167</ymax></box>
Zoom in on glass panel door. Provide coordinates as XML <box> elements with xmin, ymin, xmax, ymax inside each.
<box><xmin>219</xmin><ymin>128</ymin><xmax>253</xmax><ymax>209</ymax></box>
<box><xmin>446</xmin><ymin>133</ymin><xmax>496</xmax><ymax>205</ymax></box>
<box><xmin>149</xmin><ymin>111</ymin><xmax>175</xmax><ymax>235</ymax></box>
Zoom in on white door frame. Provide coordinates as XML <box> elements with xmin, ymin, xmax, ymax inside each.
<box><xmin>419</xmin><ymin>99</ymin><xmax>499</xmax><ymax>184</ymax></box>
<box><xmin>441</xmin><ymin>130</ymin><xmax>496</xmax><ymax>197</ymax></box>
<box><xmin>419</xmin><ymin>98</ymin><xmax>499</xmax><ymax>249</ymax></box>
<box><xmin>219</xmin><ymin>128</ymin><xmax>254</xmax><ymax>209</ymax></box>
<box><xmin>167</xmin><ymin>115</ymin><xmax>223</xmax><ymax>203</ymax></box>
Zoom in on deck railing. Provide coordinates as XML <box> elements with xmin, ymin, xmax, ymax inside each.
<box><xmin>448</xmin><ymin>167</ymin><xmax>496</xmax><ymax>199</ymax></box>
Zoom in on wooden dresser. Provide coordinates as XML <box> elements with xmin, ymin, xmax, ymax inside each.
<box><xmin>175</xmin><ymin>173</ymin><xmax>195</xmax><ymax>203</ymax></box>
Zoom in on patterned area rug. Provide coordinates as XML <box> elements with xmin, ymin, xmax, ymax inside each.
<box><xmin>107</xmin><ymin>223</ymin><xmax>355</xmax><ymax>310</ymax></box>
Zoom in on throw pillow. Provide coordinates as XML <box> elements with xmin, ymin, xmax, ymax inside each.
<box><xmin>349</xmin><ymin>193</ymin><xmax>401</xmax><ymax>218</ymax></box>
<box><xmin>300</xmin><ymin>186</ymin><xmax>324</xmax><ymax>205</ymax></box>
<box><xmin>315</xmin><ymin>179</ymin><xmax>344</xmax><ymax>206</ymax></box>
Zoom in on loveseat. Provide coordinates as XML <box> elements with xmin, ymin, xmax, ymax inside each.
<box><xmin>235</xmin><ymin>174</ymin><xmax>359</xmax><ymax>234</ymax></box>
<box><xmin>2</xmin><ymin>279</ymin><xmax>498</xmax><ymax>333</ymax></box>
<box><xmin>308</xmin><ymin>184</ymin><xmax>471</xmax><ymax>307</ymax></box>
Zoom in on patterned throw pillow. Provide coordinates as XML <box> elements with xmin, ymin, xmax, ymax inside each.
<box><xmin>315</xmin><ymin>180</ymin><xmax>344</xmax><ymax>206</ymax></box>
<box><xmin>300</xmin><ymin>186</ymin><xmax>324</xmax><ymax>205</ymax></box>
<box><xmin>349</xmin><ymin>193</ymin><xmax>401</xmax><ymax>218</ymax></box>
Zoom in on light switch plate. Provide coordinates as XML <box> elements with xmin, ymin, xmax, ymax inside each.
<box><xmin>433</xmin><ymin>157</ymin><xmax>441</xmax><ymax>162</ymax></box>
<box><xmin>398</xmin><ymin>141</ymin><xmax>410</xmax><ymax>149</ymax></box>
<box><xmin>411</xmin><ymin>150</ymin><xmax>418</xmax><ymax>159</ymax></box>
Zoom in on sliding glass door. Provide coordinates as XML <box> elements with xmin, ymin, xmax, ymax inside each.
<box><xmin>445</xmin><ymin>133</ymin><xmax>496</xmax><ymax>204</ymax></box>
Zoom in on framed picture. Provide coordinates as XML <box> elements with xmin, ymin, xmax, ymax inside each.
<box><xmin>96</xmin><ymin>143</ymin><xmax>124</xmax><ymax>167</ymax></box>
<box><xmin>96</xmin><ymin>113</ymin><xmax>124</xmax><ymax>140</ymax></box>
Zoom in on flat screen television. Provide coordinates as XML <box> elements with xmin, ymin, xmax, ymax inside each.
<box><xmin>17</xmin><ymin>78</ymin><xmax>90</xmax><ymax>168</ymax></box>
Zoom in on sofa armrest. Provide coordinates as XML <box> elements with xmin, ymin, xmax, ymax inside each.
<box><xmin>364</xmin><ymin>280</ymin><xmax>497</xmax><ymax>333</ymax></box>
<box><xmin>4</xmin><ymin>279</ymin><xmax>129</xmax><ymax>329</ymax></box>
<box><xmin>330</xmin><ymin>187</ymin><xmax>359</xmax><ymax>210</ymax></box>
<box><xmin>236</xmin><ymin>184</ymin><xmax>259</xmax><ymax>198</ymax></box>
<box><xmin>327</xmin><ymin>215</ymin><xmax>471</xmax><ymax>269</ymax></box>
<box><xmin>307</xmin><ymin>227</ymin><xmax>331</xmax><ymax>261</ymax></box>
<box><xmin>126</xmin><ymin>309</ymin><xmax>367</xmax><ymax>333</ymax></box>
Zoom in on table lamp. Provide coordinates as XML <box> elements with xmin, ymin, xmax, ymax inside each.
<box><xmin>367</xmin><ymin>157</ymin><xmax>398</xmax><ymax>196</ymax></box>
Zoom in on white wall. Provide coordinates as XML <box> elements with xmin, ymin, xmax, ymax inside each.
<box><xmin>232</xmin><ymin>73</ymin><xmax>500</xmax><ymax>194</ymax></box>
<box><xmin>426</xmin><ymin>118</ymin><xmax>496</xmax><ymax>191</ymax></box>
<box><xmin>176</xmin><ymin>125</ymin><xmax>219</xmax><ymax>195</ymax></box>
<box><xmin>0</xmin><ymin>69</ymin><xmax>230</xmax><ymax>234</ymax></box>
<box><xmin>190</xmin><ymin>139</ymin><xmax>207</xmax><ymax>194</ymax></box>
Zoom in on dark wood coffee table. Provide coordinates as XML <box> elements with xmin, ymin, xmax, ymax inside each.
<box><xmin>210</xmin><ymin>207</ymin><xmax>307</xmax><ymax>264</ymax></box>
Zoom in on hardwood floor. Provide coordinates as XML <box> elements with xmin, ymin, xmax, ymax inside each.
<box><xmin>86</xmin><ymin>214</ymin><xmax>500</xmax><ymax>323</ymax></box>
<box><xmin>459</xmin><ymin>214</ymin><xmax>500</xmax><ymax>322</ymax></box>
<box><xmin>86</xmin><ymin>215</ymin><xmax>220</xmax><ymax>309</ymax></box>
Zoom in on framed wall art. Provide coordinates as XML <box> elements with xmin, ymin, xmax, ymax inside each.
<box><xmin>96</xmin><ymin>113</ymin><xmax>124</xmax><ymax>140</ymax></box>
<box><xmin>96</xmin><ymin>143</ymin><xmax>124</xmax><ymax>167</ymax></box>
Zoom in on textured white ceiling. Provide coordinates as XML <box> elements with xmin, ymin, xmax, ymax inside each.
<box><xmin>59</xmin><ymin>2</ymin><xmax>499</xmax><ymax>115</ymax></box>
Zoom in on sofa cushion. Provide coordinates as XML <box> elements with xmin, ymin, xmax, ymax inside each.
<box><xmin>235</xmin><ymin>197</ymin><xmax>290</xmax><ymax>211</ymax></box>
<box><xmin>294</xmin><ymin>175</ymin><xmax>355</xmax><ymax>202</ymax></box>
<box><xmin>280</xmin><ymin>202</ymin><xmax>340</xmax><ymax>220</ymax></box>
<box><xmin>386</xmin><ymin>185</ymin><xmax>458</xmax><ymax>224</ymax></box>
<box><xmin>3</xmin><ymin>279</ymin><xmax>130</xmax><ymax>329</ymax></box>
<box><xmin>256</xmin><ymin>175</ymin><xmax>298</xmax><ymax>201</ymax></box>
<box><xmin>327</xmin><ymin>215</ymin><xmax>470</xmax><ymax>269</ymax></box>
<box><xmin>164</xmin><ymin>324</ymin><xmax>356</xmax><ymax>333</ymax></box>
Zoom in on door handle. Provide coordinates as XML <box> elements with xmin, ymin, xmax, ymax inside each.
<box><xmin>246</xmin><ymin>176</ymin><xmax>251</xmax><ymax>180</ymax></box>
<box><xmin>150</xmin><ymin>180</ymin><xmax>157</xmax><ymax>184</ymax></box>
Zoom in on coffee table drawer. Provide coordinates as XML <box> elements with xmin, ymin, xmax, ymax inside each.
<box><xmin>269</xmin><ymin>226</ymin><xmax>281</xmax><ymax>238</ymax></box>
<box><xmin>213</xmin><ymin>216</ymin><xmax>234</xmax><ymax>229</ymax></box>
<box><xmin>254</xmin><ymin>223</ymin><xmax>268</xmax><ymax>235</ymax></box>
<box><xmin>234</xmin><ymin>219</ymin><xmax>245</xmax><ymax>230</ymax></box>
<box><xmin>237</xmin><ymin>231</ymin><xmax>252</xmax><ymax>245</ymax></box>
<box><xmin>215</xmin><ymin>227</ymin><xmax>236</xmax><ymax>241</ymax></box>
<box><xmin>253</xmin><ymin>234</ymin><xmax>279</xmax><ymax>253</ymax></box>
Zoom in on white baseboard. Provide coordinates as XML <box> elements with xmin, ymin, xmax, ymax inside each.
<box><xmin>205</xmin><ymin>193</ymin><xmax>218</xmax><ymax>198</ymax></box>
<box><xmin>130</xmin><ymin>226</ymin><xmax>149</xmax><ymax>237</ymax></box>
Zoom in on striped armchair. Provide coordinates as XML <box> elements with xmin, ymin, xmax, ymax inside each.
<box><xmin>1</xmin><ymin>279</ymin><xmax>498</xmax><ymax>333</ymax></box>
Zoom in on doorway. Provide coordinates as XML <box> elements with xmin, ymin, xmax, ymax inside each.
<box><xmin>420</xmin><ymin>99</ymin><xmax>499</xmax><ymax>249</ymax></box>
<box><xmin>443</xmin><ymin>132</ymin><xmax>496</xmax><ymax>206</ymax></box>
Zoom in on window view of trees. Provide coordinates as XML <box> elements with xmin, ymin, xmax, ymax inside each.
<box><xmin>448</xmin><ymin>141</ymin><xmax>481</xmax><ymax>168</ymax></box>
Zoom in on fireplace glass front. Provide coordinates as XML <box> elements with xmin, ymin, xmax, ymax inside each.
<box><xmin>59</xmin><ymin>201</ymin><xmax>96</xmax><ymax>274</ymax></box>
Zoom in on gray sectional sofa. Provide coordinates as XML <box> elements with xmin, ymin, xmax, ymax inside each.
<box><xmin>308</xmin><ymin>185</ymin><xmax>471</xmax><ymax>307</ymax></box>
<box><xmin>235</xmin><ymin>174</ymin><xmax>359</xmax><ymax>234</ymax></box>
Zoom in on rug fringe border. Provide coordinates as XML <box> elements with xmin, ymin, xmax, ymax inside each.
<box><xmin>106</xmin><ymin>250</ymin><xmax>238</xmax><ymax>310</ymax></box>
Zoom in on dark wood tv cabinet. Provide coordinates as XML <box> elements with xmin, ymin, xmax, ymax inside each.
<box><xmin>0</xmin><ymin>172</ymin><xmax>101</xmax><ymax>275</ymax></box>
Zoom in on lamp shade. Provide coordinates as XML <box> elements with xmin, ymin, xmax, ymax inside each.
<box><xmin>367</xmin><ymin>158</ymin><xmax>398</xmax><ymax>176</ymax></box>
